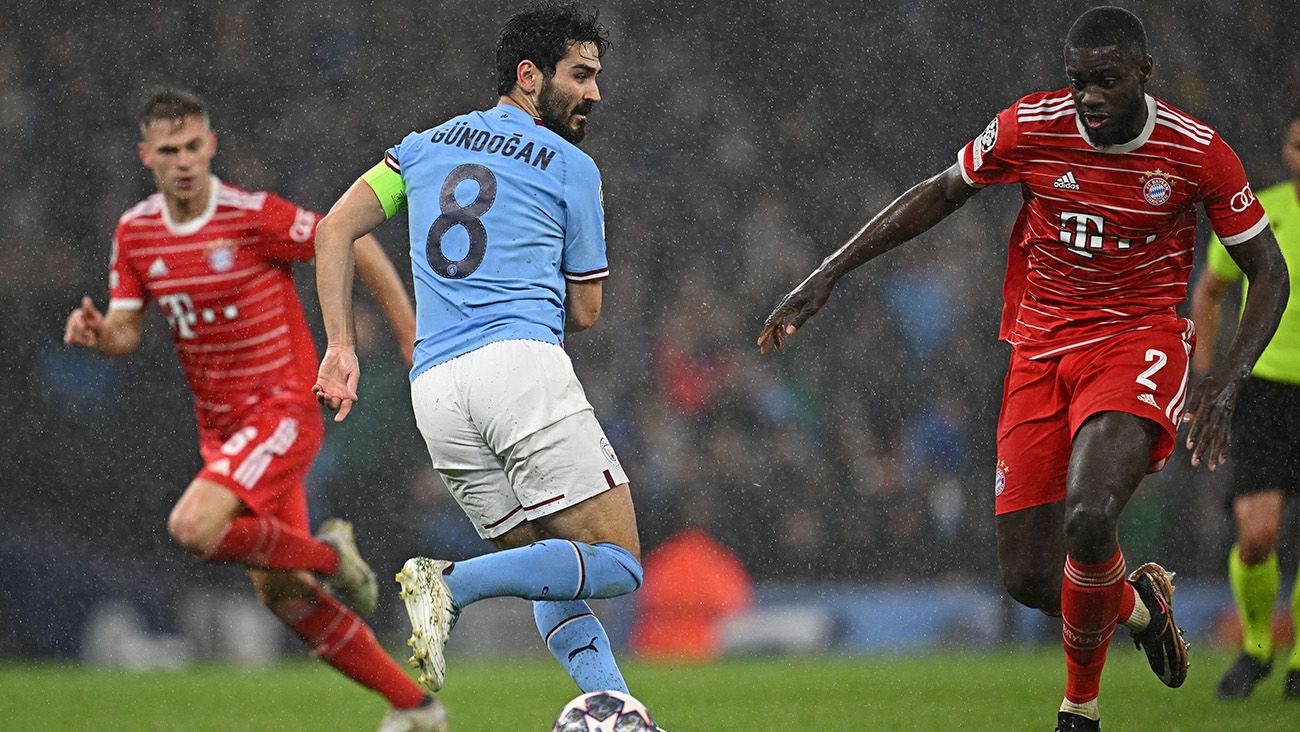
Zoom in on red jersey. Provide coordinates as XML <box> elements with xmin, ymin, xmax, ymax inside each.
<box><xmin>958</xmin><ymin>90</ymin><xmax>1269</xmax><ymax>360</ymax></box>
<box><xmin>108</xmin><ymin>176</ymin><xmax>321</xmax><ymax>434</ymax></box>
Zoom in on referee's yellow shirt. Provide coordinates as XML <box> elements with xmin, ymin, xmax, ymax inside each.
<box><xmin>1207</xmin><ymin>179</ymin><xmax>1300</xmax><ymax>385</ymax></box>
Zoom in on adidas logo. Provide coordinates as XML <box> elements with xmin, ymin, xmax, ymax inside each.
<box><xmin>148</xmin><ymin>257</ymin><xmax>169</xmax><ymax>278</ymax></box>
<box><xmin>1138</xmin><ymin>393</ymin><xmax>1158</xmax><ymax>408</ymax></box>
<box><xmin>209</xmin><ymin>458</ymin><xmax>231</xmax><ymax>476</ymax></box>
<box><xmin>1053</xmin><ymin>171</ymin><xmax>1081</xmax><ymax>190</ymax></box>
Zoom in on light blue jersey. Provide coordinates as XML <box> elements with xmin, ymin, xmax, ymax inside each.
<box><xmin>364</xmin><ymin>103</ymin><xmax>608</xmax><ymax>381</ymax></box>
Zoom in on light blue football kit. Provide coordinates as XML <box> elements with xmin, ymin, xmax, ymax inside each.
<box><xmin>365</xmin><ymin>104</ymin><xmax>636</xmax><ymax>694</ymax></box>
<box><xmin>366</xmin><ymin>103</ymin><xmax>609</xmax><ymax>381</ymax></box>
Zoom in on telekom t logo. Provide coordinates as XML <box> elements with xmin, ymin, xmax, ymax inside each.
<box><xmin>1058</xmin><ymin>211</ymin><xmax>1105</xmax><ymax>251</ymax></box>
<box><xmin>158</xmin><ymin>293</ymin><xmax>198</xmax><ymax>339</ymax></box>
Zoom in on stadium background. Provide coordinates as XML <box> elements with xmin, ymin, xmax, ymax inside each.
<box><xmin>4</xmin><ymin>0</ymin><xmax>1300</xmax><ymax>706</ymax></box>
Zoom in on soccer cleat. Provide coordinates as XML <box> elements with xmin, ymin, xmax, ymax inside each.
<box><xmin>1127</xmin><ymin>562</ymin><xmax>1189</xmax><ymax>688</ymax></box>
<box><xmin>1215</xmin><ymin>653</ymin><xmax>1271</xmax><ymax>699</ymax></box>
<box><xmin>397</xmin><ymin>557</ymin><xmax>460</xmax><ymax>692</ymax></box>
<box><xmin>1285</xmin><ymin>670</ymin><xmax>1300</xmax><ymax>700</ymax></box>
<box><xmin>375</xmin><ymin>695</ymin><xmax>449</xmax><ymax>732</ymax></box>
<box><xmin>316</xmin><ymin>518</ymin><xmax>379</xmax><ymax>616</ymax></box>
<box><xmin>1055</xmin><ymin>711</ymin><xmax>1100</xmax><ymax>731</ymax></box>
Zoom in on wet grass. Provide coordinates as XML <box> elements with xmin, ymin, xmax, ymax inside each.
<box><xmin>0</xmin><ymin>648</ymin><xmax>1294</xmax><ymax>730</ymax></box>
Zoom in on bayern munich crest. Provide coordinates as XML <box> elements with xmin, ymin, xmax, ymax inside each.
<box><xmin>1139</xmin><ymin>169</ymin><xmax>1174</xmax><ymax>206</ymax></box>
<box><xmin>994</xmin><ymin>460</ymin><xmax>1008</xmax><ymax>497</ymax></box>
<box><xmin>207</xmin><ymin>239</ymin><xmax>237</xmax><ymax>272</ymax></box>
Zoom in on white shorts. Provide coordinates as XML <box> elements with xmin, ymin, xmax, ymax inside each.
<box><xmin>410</xmin><ymin>339</ymin><xmax>629</xmax><ymax>538</ymax></box>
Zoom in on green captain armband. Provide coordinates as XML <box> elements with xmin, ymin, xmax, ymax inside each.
<box><xmin>362</xmin><ymin>160</ymin><xmax>406</xmax><ymax>219</ymax></box>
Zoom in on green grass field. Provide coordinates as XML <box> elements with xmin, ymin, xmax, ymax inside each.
<box><xmin>1</xmin><ymin>649</ymin><xmax>1296</xmax><ymax>731</ymax></box>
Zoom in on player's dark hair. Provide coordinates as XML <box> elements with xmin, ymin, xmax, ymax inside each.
<box><xmin>139</xmin><ymin>88</ymin><xmax>208</xmax><ymax>135</ymax></box>
<box><xmin>495</xmin><ymin>2</ymin><xmax>609</xmax><ymax>96</ymax></box>
<box><xmin>1065</xmin><ymin>6</ymin><xmax>1147</xmax><ymax>57</ymax></box>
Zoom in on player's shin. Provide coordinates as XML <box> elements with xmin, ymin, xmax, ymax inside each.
<box><xmin>277</xmin><ymin>587</ymin><xmax>426</xmax><ymax>709</ymax></box>
<box><xmin>443</xmin><ymin>539</ymin><xmax>642</xmax><ymax>607</ymax></box>
<box><xmin>1060</xmin><ymin>550</ymin><xmax>1127</xmax><ymax>712</ymax></box>
<box><xmin>535</xmin><ymin>600</ymin><xmax>629</xmax><ymax>693</ymax></box>
<box><xmin>1230</xmin><ymin>545</ymin><xmax>1280</xmax><ymax>661</ymax></box>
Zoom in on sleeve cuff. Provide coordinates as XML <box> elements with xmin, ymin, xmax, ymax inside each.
<box><xmin>956</xmin><ymin>148</ymin><xmax>982</xmax><ymax>188</ymax></box>
<box><xmin>564</xmin><ymin>268</ymin><xmax>609</xmax><ymax>283</ymax></box>
<box><xmin>1219</xmin><ymin>215</ymin><xmax>1269</xmax><ymax>246</ymax></box>
<box><xmin>108</xmin><ymin>297</ymin><xmax>144</xmax><ymax>311</ymax></box>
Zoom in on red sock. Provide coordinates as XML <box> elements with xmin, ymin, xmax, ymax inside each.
<box><xmin>207</xmin><ymin>515</ymin><xmax>338</xmax><ymax>575</ymax></box>
<box><xmin>1117</xmin><ymin>580</ymin><xmax>1137</xmax><ymax>625</ymax></box>
<box><xmin>281</xmin><ymin>587</ymin><xmax>426</xmax><ymax>709</ymax></box>
<box><xmin>1061</xmin><ymin>549</ymin><xmax>1127</xmax><ymax>703</ymax></box>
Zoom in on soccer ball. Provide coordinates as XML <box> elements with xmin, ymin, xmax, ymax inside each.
<box><xmin>551</xmin><ymin>690</ymin><xmax>658</xmax><ymax>731</ymax></box>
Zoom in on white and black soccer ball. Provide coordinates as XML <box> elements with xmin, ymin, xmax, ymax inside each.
<box><xmin>551</xmin><ymin>690</ymin><xmax>658</xmax><ymax>732</ymax></box>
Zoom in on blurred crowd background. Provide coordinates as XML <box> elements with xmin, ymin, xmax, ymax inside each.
<box><xmin>5</xmin><ymin>0</ymin><xmax>1300</xmax><ymax>657</ymax></box>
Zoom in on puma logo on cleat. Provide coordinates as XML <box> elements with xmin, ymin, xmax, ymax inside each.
<box><xmin>568</xmin><ymin>636</ymin><xmax>599</xmax><ymax>661</ymax></box>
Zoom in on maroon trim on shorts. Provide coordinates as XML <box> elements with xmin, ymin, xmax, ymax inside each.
<box><xmin>483</xmin><ymin>505</ymin><xmax>523</xmax><ymax>530</ymax></box>
<box><xmin>522</xmin><ymin>494</ymin><xmax>567</xmax><ymax>511</ymax></box>
<box><xmin>603</xmin><ymin>469</ymin><xmax>616</xmax><ymax>489</ymax></box>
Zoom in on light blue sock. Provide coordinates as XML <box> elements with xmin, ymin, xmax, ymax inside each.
<box><xmin>535</xmin><ymin>600</ymin><xmax>628</xmax><ymax>693</ymax></box>
<box><xmin>443</xmin><ymin>539</ymin><xmax>642</xmax><ymax>608</ymax></box>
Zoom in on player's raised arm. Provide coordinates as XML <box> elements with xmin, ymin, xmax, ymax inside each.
<box><xmin>757</xmin><ymin>163</ymin><xmax>979</xmax><ymax>353</ymax></box>
<box><xmin>313</xmin><ymin>176</ymin><xmax>390</xmax><ymax>422</ymax></box>
<box><xmin>1184</xmin><ymin>228</ymin><xmax>1289</xmax><ymax>468</ymax></box>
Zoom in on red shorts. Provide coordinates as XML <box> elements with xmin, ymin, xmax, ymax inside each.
<box><xmin>196</xmin><ymin>401</ymin><xmax>323</xmax><ymax>531</ymax></box>
<box><xmin>994</xmin><ymin>320</ymin><xmax>1195</xmax><ymax>515</ymax></box>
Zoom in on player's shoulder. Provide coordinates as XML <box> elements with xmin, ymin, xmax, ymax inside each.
<box><xmin>116</xmin><ymin>192</ymin><xmax>165</xmax><ymax>228</ymax></box>
<box><xmin>214</xmin><ymin>178</ymin><xmax>271</xmax><ymax>212</ymax></box>
<box><xmin>1150</xmin><ymin>96</ymin><xmax>1220</xmax><ymax>149</ymax></box>
<box><xmin>1010</xmin><ymin>88</ymin><xmax>1074</xmax><ymax>116</ymax></box>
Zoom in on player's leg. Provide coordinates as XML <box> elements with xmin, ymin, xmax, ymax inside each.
<box><xmin>489</xmin><ymin>521</ymin><xmax>631</xmax><ymax>693</ymax></box>
<box><xmin>1216</xmin><ymin>376</ymin><xmax>1294</xmax><ymax>698</ymax></box>
<box><xmin>1056</xmin><ymin>326</ymin><xmax>1195</xmax><ymax>727</ymax></box>
<box><xmin>172</xmin><ymin>408</ymin><xmax>375</xmax><ymax>612</ymax></box>
<box><xmin>167</xmin><ymin>477</ymin><xmax>337</xmax><ymax>575</ymax></box>
<box><xmin>1057</xmin><ymin>410</ymin><xmax>1159</xmax><ymax>724</ymax></box>
<box><xmin>993</xmin><ymin>350</ymin><xmax>1070</xmax><ymax>616</ymax></box>
<box><xmin>249</xmin><ymin>568</ymin><xmax>443</xmax><ymax>726</ymax></box>
<box><xmin>1217</xmin><ymin>491</ymin><xmax>1284</xmax><ymax>698</ymax></box>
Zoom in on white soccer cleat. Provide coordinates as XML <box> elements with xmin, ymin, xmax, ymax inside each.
<box><xmin>396</xmin><ymin>557</ymin><xmax>458</xmax><ymax>692</ymax></box>
<box><xmin>317</xmin><ymin>518</ymin><xmax>379</xmax><ymax>616</ymax></box>
<box><xmin>376</xmin><ymin>696</ymin><xmax>449</xmax><ymax>732</ymax></box>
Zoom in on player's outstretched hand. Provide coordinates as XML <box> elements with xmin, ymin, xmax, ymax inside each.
<box><xmin>757</xmin><ymin>270</ymin><xmax>835</xmax><ymax>354</ymax></box>
<box><xmin>63</xmin><ymin>296</ymin><xmax>103</xmax><ymax>348</ymax></box>
<box><xmin>314</xmin><ymin>345</ymin><xmax>360</xmax><ymax>423</ymax></box>
<box><xmin>1182</xmin><ymin>371</ymin><xmax>1241</xmax><ymax>470</ymax></box>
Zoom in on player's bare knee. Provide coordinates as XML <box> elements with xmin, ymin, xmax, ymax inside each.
<box><xmin>1062</xmin><ymin>497</ymin><xmax>1119</xmax><ymax>549</ymax></box>
<box><xmin>166</xmin><ymin>507</ymin><xmax>225</xmax><ymax>555</ymax></box>
<box><xmin>1237</xmin><ymin>529</ymin><xmax>1279</xmax><ymax>565</ymax></box>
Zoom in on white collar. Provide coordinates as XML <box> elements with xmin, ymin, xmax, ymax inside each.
<box><xmin>161</xmin><ymin>175</ymin><xmax>220</xmax><ymax>236</ymax></box>
<box><xmin>1076</xmin><ymin>94</ymin><xmax>1157</xmax><ymax>154</ymax></box>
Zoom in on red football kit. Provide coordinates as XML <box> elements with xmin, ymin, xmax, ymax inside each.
<box><xmin>108</xmin><ymin>176</ymin><xmax>324</xmax><ymax>524</ymax></box>
<box><xmin>958</xmin><ymin>91</ymin><xmax>1269</xmax><ymax>514</ymax></box>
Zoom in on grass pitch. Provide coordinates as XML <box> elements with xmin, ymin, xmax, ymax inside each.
<box><xmin>1</xmin><ymin>648</ymin><xmax>1295</xmax><ymax>730</ymax></box>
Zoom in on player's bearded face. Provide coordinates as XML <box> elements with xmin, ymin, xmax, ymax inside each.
<box><xmin>537</xmin><ymin>42</ymin><xmax>601</xmax><ymax>144</ymax></box>
<box><xmin>538</xmin><ymin>76</ymin><xmax>593</xmax><ymax>143</ymax></box>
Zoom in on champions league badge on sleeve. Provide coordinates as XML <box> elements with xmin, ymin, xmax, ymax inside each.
<box><xmin>1139</xmin><ymin>170</ymin><xmax>1174</xmax><ymax>206</ymax></box>
<box><xmin>206</xmin><ymin>239</ymin><xmax>238</xmax><ymax>272</ymax></box>
<box><xmin>972</xmin><ymin>116</ymin><xmax>998</xmax><ymax>171</ymax></box>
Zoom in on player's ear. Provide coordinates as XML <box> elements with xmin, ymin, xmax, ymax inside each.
<box><xmin>1138</xmin><ymin>55</ymin><xmax>1153</xmax><ymax>84</ymax></box>
<box><xmin>137</xmin><ymin>140</ymin><xmax>150</xmax><ymax>167</ymax></box>
<box><xmin>208</xmin><ymin>131</ymin><xmax>218</xmax><ymax>156</ymax></box>
<box><xmin>516</xmin><ymin>59</ymin><xmax>541</xmax><ymax>95</ymax></box>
